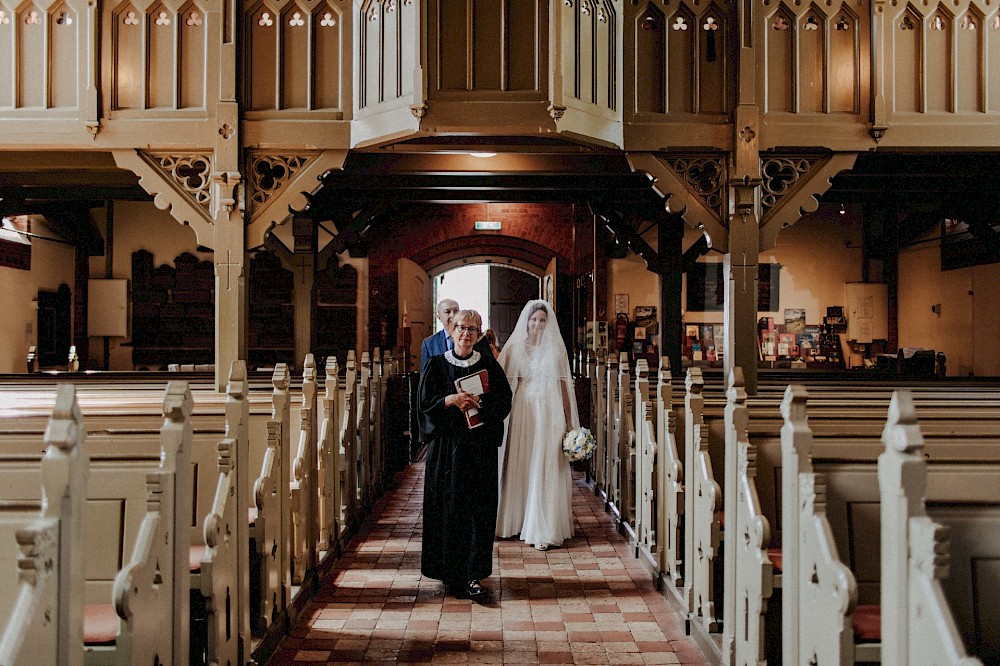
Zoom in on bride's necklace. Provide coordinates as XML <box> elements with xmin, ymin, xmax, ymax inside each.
<box><xmin>445</xmin><ymin>349</ymin><xmax>481</xmax><ymax>368</ymax></box>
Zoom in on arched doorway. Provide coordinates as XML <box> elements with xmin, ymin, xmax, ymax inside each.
<box><xmin>434</xmin><ymin>263</ymin><xmax>540</xmax><ymax>347</ymax></box>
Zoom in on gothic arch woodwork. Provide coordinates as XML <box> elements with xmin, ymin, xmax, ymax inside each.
<box><xmin>626</xmin><ymin>152</ymin><xmax>728</xmax><ymax>253</ymax></box>
<box><xmin>759</xmin><ymin>152</ymin><xmax>857</xmax><ymax>249</ymax></box>
<box><xmin>113</xmin><ymin>149</ymin><xmax>215</xmax><ymax>246</ymax></box>
<box><xmin>246</xmin><ymin>149</ymin><xmax>348</xmax><ymax>249</ymax></box>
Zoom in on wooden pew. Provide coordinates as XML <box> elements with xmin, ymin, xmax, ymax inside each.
<box><xmin>251</xmin><ymin>364</ymin><xmax>291</xmax><ymax>632</ymax></box>
<box><xmin>656</xmin><ymin>358</ymin><xmax>684</xmax><ymax>589</ymax></box>
<box><xmin>779</xmin><ymin>386</ymin><xmax>1000</xmax><ymax>665</ymax></box>
<box><xmin>879</xmin><ymin>392</ymin><xmax>998</xmax><ymax>666</ymax></box>
<box><xmin>0</xmin><ymin>349</ymin><xmax>395</xmax><ymax>665</ymax></box>
<box><xmin>633</xmin><ymin>360</ymin><xmax>654</xmax><ymax>564</ymax></box>
<box><xmin>318</xmin><ymin>357</ymin><xmax>340</xmax><ymax>554</ymax></box>
<box><xmin>780</xmin><ymin>384</ymin><xmax>856</xmax><ymax>665</ymax></box>
<box><xmin>98</xmin><ymin>380</ymin><xmax>194</xmax><ymax>666</ymax></box>
<box><xmin>0</xmin><ymin>381</ymin><xmax>195</xmax><ymax>666</ymax></box>
<box><xmin>290</xmin><ymin>355</ymin><xmax>318</xmax><ymax>585</ymax></box>
<box><xmin>194</xmin><ymin>361</ymin><xmax>250</xmax><ymax>666</ymax></box>
<box><xmin>655</xmin><ymin>369</ymin><xmax>1000</xmax><ymax>664</ymax></box>
<box><xmin>687</xmin><ymin>367</ymin><xmax>722</xmax><ymax>634</ymax></box>
<box><xmin>0</xmin><ymin>384</ymin><xmax>87</xmax><ymax>666</ymax></box>
<box><xmin>339</xmin><ymin>352</ymin><xmax>359</xmax><ymax>534</ymax></box>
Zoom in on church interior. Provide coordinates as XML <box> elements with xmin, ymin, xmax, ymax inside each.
<box><xmin>0</xmin><ymin>0</ymin><xmax>999</xmax><ymax>664</ymax></box>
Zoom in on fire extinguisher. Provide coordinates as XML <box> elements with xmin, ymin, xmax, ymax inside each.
<box><xmin>615</xmin><ymin>314</ymin><xmax>629</xmax><ymax>351</ymax></box>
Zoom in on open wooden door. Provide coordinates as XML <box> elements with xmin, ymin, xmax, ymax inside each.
<box><xmin>398</xmin><ymin>258</ymin><xmax>432</xmax><ymax>372</ymax></box>
<box><xmin>544</xmin><ymin>257</ymin><xmax>557</xmax><ymax>312</ymax></box>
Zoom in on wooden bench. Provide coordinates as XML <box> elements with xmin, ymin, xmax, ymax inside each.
<box><xmin>879</xmin><ymin>392</ymin><xmax>999</xmax><ymax>666</ymax></box>
<box><xmin>0</xmin><ymin>384</ymin><xmax>87</xmax><ymax>666</ymax></box>
<box><xmin>0</xmin><ymin>381</ymin><xmax>194</xmax><ymax>666</ymax></box>
<box><xmin>0</xmin><ymin>354</ymin><xmax>395</xmax><ymax>656</ymax></box>
<box><xmin>590</xmin><ymin>356</ymin><xmax>1000</xmax><ymax>665</ymax></box>
<box><xmin>779</xmin><ymin>385</ymin><xmax>1000</xmax><ymax>665</ymax></box>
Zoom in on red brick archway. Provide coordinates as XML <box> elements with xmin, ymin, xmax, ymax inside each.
<box><xmin>367</xmin><ymin>202</ymin><xmax>586</xmax><ymax>351</ymax></box>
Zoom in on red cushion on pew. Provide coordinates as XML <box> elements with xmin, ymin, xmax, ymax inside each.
<box><xmin>249</xmin><ymin>506</ymin><xmax>258</xmax><ymax>526</ymax></box>
<box><xmin>852</xmin><ymin>604</ymin><xmax>881</xmax><ymax>642</ymax></box>
<box><xmin>83</xmin><ymin>603</ymin><xmax>118</xmax><ymax>645</ymax></box>
<box><xmin>766</xmin><ymin>547</ymin><xmax>782</xmax><ymax>572</ymax></box>
<box><xmin>190</xmin><ymin>544</ymin><xmax>208</xmax><ymax>572</ymax></box>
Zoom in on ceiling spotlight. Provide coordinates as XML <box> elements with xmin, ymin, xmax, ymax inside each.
<box><xmin>469</xmin><ymin>152</ymin><xmax>497</xmax><ymax>158</ymax></box>
<box><xmin>839</xmin><ymin>203</ymin><xmax>846</xmax><ymax>215</ymax></box>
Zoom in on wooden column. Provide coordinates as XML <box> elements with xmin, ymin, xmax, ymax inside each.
<box><xmin>212</xmin><ymin>101</ymin><xmax>247</xmax><ymax>392</ymax></box>
<box><xmin>292</xmin><ymin>216</ymin><xmax>317</xmax><ymax>368</ymax></box>
<box><xmin>658</xmin><ymin>214</ymin><xmax>684</xmax><ymax>377</ymax></box>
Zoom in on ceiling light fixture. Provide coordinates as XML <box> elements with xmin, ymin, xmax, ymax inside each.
<box><xmin>839</xmin><ymin>203</ymin><xmax>846</xmax><ymax>215</ymax></box>
<box><xmin>469</xmin><ymin>152</ymin><xmax>497</xmax><ymax>158</ymax></box>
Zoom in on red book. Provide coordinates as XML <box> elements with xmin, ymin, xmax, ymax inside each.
<box><xmin>455</xmin><ymin>369</ymin><xmax>490</xmax><ymax>429</ymax></box>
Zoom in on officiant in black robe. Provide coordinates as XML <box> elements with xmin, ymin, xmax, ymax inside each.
<box><xmin>418</xmin><ymin>309</ymin><xmax>511</xmax><ymax>598</ymax></box>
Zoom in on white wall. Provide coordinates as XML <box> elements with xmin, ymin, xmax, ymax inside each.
<box><xmin>677</xmin><ymin>210</ymin><xmax>863</xmax><ymax>328</ymax></box>
<box><xmin>0</xmin><ymin>234</ymin><xmax>76</xmax><ymax>373</ymax></box>
<box><xmin>898</xmin><ymin>243</ymin><xmax>1000</xmax><ymax>377</ymax></box>
<box><xmin>759</xmin><ymin>209</ymin><xmax>863</xmax><ymax>326</ymax></box>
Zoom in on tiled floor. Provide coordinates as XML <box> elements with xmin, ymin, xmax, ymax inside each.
<box><xmin>266</xmin><ymin>463</ymin><xmax>710</xmax><ymax>665</ymax></box>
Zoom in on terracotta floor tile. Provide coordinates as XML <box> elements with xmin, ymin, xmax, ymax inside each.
<box><xmin>263</xmin><ymin>467</ymin><xmax>709</xmax><ymax>666</ymax></box>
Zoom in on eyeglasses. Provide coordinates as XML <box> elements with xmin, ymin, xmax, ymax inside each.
<box><xmin>454</xmin><ymin>325</ymin><xmax>481</xmax><ymax>335</ymax></box>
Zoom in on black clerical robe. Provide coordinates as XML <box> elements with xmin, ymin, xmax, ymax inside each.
<box><xmin>419</xmin><ymin>352</ymin><xmax>512</xmax><ymax>585</ymax></box>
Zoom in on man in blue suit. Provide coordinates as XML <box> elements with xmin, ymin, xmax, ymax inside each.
<box><xmin>421</xmin><ymin>299</ymin><xmax>460</xmax><ymax>373</ymax></box>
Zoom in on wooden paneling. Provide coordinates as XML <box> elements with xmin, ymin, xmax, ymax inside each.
<box><xmin>666</xmin><ymin>6</ymin><xmax>695</xmax><ymax>114</ymax></box>
<box><xmin>634</xmin><ymin>7</ymin><xmax>665</xmax><ymax>115</ymax></box>
<box><xmin>956</xmin><ymin>9</ymin><xmax>983</xmax><ymax>113</ymax></box>
<box><xmin>828</xmin><ymin>8</ymin><xmax>858</xmax><ymax>113</ymax></box>
<box><xmin>281</xmin><ymin>5</ymin><xmax>309</xmax><ymax>109</ymax></box>
<box><xmin>429</xmin><ymin>0</ymin><xmax>545</xmax><ymax>97</ymax></box>
<box><xmin>148</xmin><ymin>5</ymin><xmax>174</xmax><ymax>108</ymax></box>
<box><xmin>247</xmin><ymin>3</ymin><xmax>277</xmax><ymax>111</ymax></box>
<box><xmin>699</xmin><ymin>4</ymin><xmax>727</xmax><ymax>114</ymax></box>
<box><xmin>313</xmin><ymin>4</ymin><xmax>343</xmax><ymax>110</ymax></box>
<box><xmin>18</xmin><ymin>4</ymin><xmax>45</xmax><ymax>108</ymax></box>
<box><xmin>179</xmin><ymin>2</ymin><xmax>206</xmax><ymax>109</ymax></box>
<box><xmin>799</xmin><ymin>10</ymin><xmax>825</xmax><ymax>114</ymax></box>
<box><xmin>0</xmin><ymin>6</ymin><xmax>10</xmax><ymax>109</ymax></box>
<box><xmin>111</xmin><ymin>4</ymin><xmax>142</xmax><ymax>110</ymax></box>
<box><xmin>893</xmin><ymin>8</ymin><xmax>922</xmax><ymax>113</ymax></box>
<box><xmin>49</xmin><ymin>3</ymin><xmax>78</xmax><ymax>109</ymax></box>
<box><xmin>765</xmin><ymin>6</ymin><xmax>795</xmax><ymax>113</ymax></box>
<box><xmin>926</xmin><ymin>10</ymin><xmax>952</xmax><ymax>113</ymax></box>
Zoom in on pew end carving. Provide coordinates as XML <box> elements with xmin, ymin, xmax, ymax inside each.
<box><xmin>252</xmin><ymin>363</ymin><xmax>291</xmax><ymax>633</ymax></box>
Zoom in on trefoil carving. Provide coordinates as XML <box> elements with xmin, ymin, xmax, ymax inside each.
<box><xmin>760</xmin><ymin>155</ymin><xmax>821</xmax><ymax>216</ymax></box>
<box><xmin>141</xmin><ymin>152</ymin><xmax>214</xmax><ymax>214</ymax></box>
<box><xmin>248</xmin><ymin>154</ymin><xmax>315</xmax><ymax>216</ymax></box>
<box><xmin>664</xmin><ymin>156</ymin><xmax>726</xmax><ymax>220</ymax></box>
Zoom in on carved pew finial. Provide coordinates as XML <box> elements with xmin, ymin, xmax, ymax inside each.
<box><xmin>882</xmin><ymin>389</ymin><xmax>923</xmax><ymax>453</ymax></box>
<box><xmin>686</xmin><ymin>366</ymin><xmax>703</xmax><ymax>395</ymax></box>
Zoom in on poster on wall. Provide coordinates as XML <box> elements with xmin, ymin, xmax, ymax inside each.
<box><xmin>686</xmin><ymin>262</ymin><xmax>781</xmax><ymax>312</ymax></box>
<box><xmin>784</xmin><ymin>308</ymin><xmax>806</xmax><ymax>333</ymax></box>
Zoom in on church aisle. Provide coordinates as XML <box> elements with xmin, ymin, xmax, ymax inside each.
<box><xmin>267</xmin><ymin>464</ymin><xmax>709</xmax><ymax>665</ymax></box>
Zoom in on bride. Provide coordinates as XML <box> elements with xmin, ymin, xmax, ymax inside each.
<box><xmin>496</xmin><ymin>299</ymin><xmax>579</xmax><ymax>550</ymax></box>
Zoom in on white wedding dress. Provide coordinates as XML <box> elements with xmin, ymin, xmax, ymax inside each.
<box><xmin>496</xmin><ymin>304</ymin><xmax>578</xmax><ymax>549</ymax></box>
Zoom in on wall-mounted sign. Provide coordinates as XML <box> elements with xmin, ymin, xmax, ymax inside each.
<box><xmin>474</xmin><ymin>221</ymin><xmax>501</xmax><ymax>231</ymax></box>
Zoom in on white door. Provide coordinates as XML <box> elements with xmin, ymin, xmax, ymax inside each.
<box><xmin>544</xmin><ymin>256</ymin><xmax>557</xmax><ymax>312</ymax></box>
<box><xmin>398</xmin><ymin>258</ymin><xmax>432</xmax><ymax>372</ymax></box>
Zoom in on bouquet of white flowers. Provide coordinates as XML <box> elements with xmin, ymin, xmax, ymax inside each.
<box><xmin>561</xmin><ymin>427</ymin><xmax>596</xmax><ymax>462</ymax></box>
